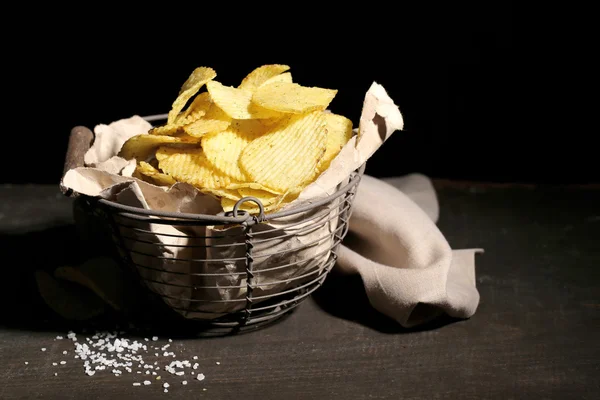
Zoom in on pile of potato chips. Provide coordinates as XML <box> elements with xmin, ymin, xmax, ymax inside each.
<box><xmin>119</xmin><ymin>64</ymin><xmax>354</xmax><ymax>214</ymax></box>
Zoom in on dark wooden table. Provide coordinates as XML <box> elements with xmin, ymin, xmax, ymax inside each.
<box><xmin>0</xmin><ymin>180</ymin><xmax>598</xmax><ymax>399</ymax></box>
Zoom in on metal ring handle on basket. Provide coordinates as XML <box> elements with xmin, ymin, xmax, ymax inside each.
<box><xmin>232</xmin><ymin>196</ymin><xmax>266</xmax><ymax>223</ymax></box>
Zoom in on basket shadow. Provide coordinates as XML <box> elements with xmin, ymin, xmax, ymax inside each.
<box><xmin>0</xmin><ymin>224</ymin><xmax>91</xmax><ymax>331</ymax></box>
<box><xmin>0</xmin><ymin>223</ymin><xmax>296</xmax><ymax>338</ymax></box>
<box><xmin>312</xmin><ymin>268</ymin><xmax>461</xmax><ymax>334</ymax></box>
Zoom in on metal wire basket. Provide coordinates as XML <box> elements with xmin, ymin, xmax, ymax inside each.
<box><xmin>62</xmin><ymin>114</ymin><xmax>364</xmax><ymax>334</ymax></box>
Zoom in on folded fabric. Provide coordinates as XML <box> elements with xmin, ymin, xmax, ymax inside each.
<box><xmin>337</xmin><ymin>174</ymin><xmax>483</xmax><ymax>328</ymax></box>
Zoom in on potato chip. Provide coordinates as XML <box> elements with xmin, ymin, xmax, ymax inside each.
<box><xmin>317</xmin><ymin>112</ymin><xmax>354</xmax><ymax>173</ymax></box>
<box><xmin>238</xmin><ymin>64</ymin><xmax>290</xmax><ymax>92</ymax></box>
<box><xmin>177</xmin><ymin>92</ymin><xmax>212</xmax><ymax>123</ymax></box>
<box><xmin>119</xmin><ymin>134</ymin><xmax>200</xmax><ymax>162</ymax></box>
<box><xmin>252</xmin><ymin>82</ymin><xmax>337</xmax><ymax>114</ymax></box>
<box><xmin>183</xmin><ymin>118</ymin><xmax>231</xmax><ymax>138</ymax></box>
<box><xmin>136</xmin><ymin>161</ymin><xmax>177</xmax><ymax>186</ymax></box>
<box><xmin>167</xmin><ymin>67</ymin><xmax>216</xmax><ymax>124</ymax></box>
<box><xmin>206</xmin><ymin>81</ymin><xmax>283</xmax><ymax>120</ymax></box>
<box><xmin>200</xmin><ymin>120</ymin><xmax>270</xmax><ymax>181</ymax></box>
<box><xmin>225</xmin><ymin>182</ymin><xmax>282</xmax><ymax>194</ymax></box>
<box><xmin>262</xmin><ymin>72</ymin><xmax>293</xmax><ymax>86</ymax></box>
<box><xmin>239</xmin><ymin>111</ymin><xmax>327</xmax><ymax>192</ymax></box>
<box><xmin>237</xmin><ymin>187</ymin><xmax>280</xmax><ymax>203</ymax></box>
<box><xmin>157</xmin><ymin>147</ymin><xmax>236</xmax><ymax>189</ymax></box>
<box><xmin>201</xmin><ymin>188</ymin><xmax>241</xmax><ymax>201</ymax></box>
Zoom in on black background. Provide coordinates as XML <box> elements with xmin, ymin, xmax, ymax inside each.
<box><xmin>8</xmin><ymin>3</ymin><xmax>591</xmax><ymax>185</ymax></box>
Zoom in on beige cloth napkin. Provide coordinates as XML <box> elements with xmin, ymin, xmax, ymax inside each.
<box><xmin>338</xmin><ymin>173</ymin><xmax>483</xmax><ymax>328</ymax></box>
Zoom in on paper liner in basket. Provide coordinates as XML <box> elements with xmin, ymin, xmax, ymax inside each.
<box><xmin>61</xmin><ymin>82</ymin><xmax>404</xmax><ymax>319</ymax></box>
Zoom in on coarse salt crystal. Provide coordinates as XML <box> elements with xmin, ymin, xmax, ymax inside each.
<box><xmin>41</xmin><ymin>348</ymin><xmax>46</xmax><ymax>352</ymax></box>
<box><xmin>143</xmin><ymin>380</ymin><xmax>151</xmax><ymax>385</ymax></box>
<box><xmin>168</xmin><ymin>339</ymin><xmax>173</xmax><ymax>343</ymax></box>
<box><xmin>60</xmin><ymin>361</ymin><xmax>66</xmax><ymax>365</ymax></box>
<box><xmin>164</xmin><ymin>389</ymin><xmax>168</xmax><ymax>393</ymax></box>
<box><xmin>216</xmin><ymin>362</ymin><xmax>220</xmax><ymax>365</ymax></box>
<box><xmin>52</xmin><ymin>363</ymin><xmax>57</xmax><ymax>366</ymax></box>
<box><xmin>176</xmin><ymin>371</ymin><xmax>184</xmax><ymax>376</ymax></box>
<box><xmin>182</xmin><ymin>381</ymin><xmax>187</xmax><ymax>385</ymax></box>
<box><xmin>152</xmin><ymin>336</ymin><xmax>158</xmax><ymax>341</ymax></box>
<box><xmin>193</xmin><ymin>356</ymin><xmax>198</xmax><ymax>360</ymax></box>
<box><xmin>196</xmin><ymin>373</ymin><xmax>205</xmax><ymax>381</ymax></box>
<box><xmin>56</xmin><ymin>336</ymin><xmax>63</xmax><ymax>340</ymax></box>
<box><xmin>163</xmin><ymin>383</ymin><xmax>170</xmax><ymax>388</ymax></box>
<box><xmin>24</xmin><ymin>362</ymin><xmax>28</xmax><ymax>365</ymax></box>
<box><xmin>133</xmin><ymin>383</ymin><xmax>141</xmax><ymax>386</ymax></box>
<box><xmin>63</xmin><ymin>351</ymin><xmax>68</xmax><ymax>355</ymax></box>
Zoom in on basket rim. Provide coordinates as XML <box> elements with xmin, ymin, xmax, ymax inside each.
<box><xmin>90</xmin><ymin>114</ymin><xmax>365</xmax><ymax>224</ymax></box>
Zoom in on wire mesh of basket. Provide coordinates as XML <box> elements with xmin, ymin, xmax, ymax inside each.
<box><xmin>62</xmin><ymin>114</ymin><xmax>364</xmax><ymax>334</ymax></box>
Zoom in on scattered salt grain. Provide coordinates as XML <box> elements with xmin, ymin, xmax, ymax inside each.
<box><xmin>192</xmin><ymin>356</ymin><xmax>198</xmax><ymax>360</ymax></box>
<box><xmin>60</xmin><ymin>361</ymin><xmax>66</xmax><ymax>365</ymax></box>
<box><xmin>143</xmin><ymin>380</ymin><xmax>151</xmax><ymax>386</ymax></box>
<box><xmin>182</xmin><ymin>381</ymin><xmax>187</xmax><ymax>385</ymax></box>
<box><xmin>54</xmin><ymin>373</ymin><xmax>57</xmax><ymax>376</ymax></box>
<box><xmin>132</xmin><ymin>383</ymin><xmax>141</xmax><ymax>387</ymax></box>
<box><xmin>24</xmin><ymin>362</ymin><xmax>28</xmax><ymax>365</ymax></box>
<box><xmin>63</xmin><ymin>351</ymin><xmax>68</xmax><ymax>355</ymax></box>
<box><xmin>56</xmin><ymin>336</ymin><xmax>63</xmax><ymax>340</ymax></box>
<box><xmin>176</xmin><ymin>371</ymin><xmax>185</xmax><ymax>376</ymax></box>
<box><xmin>41</xmin><ymin>348</ymin><xmax>46</xmax><ymax>352</ymax></box>
<box><xmin>52</xmin><ymin>363</ymin><xmax>57</xmax><ymax>366</ymax></box>
<box><xmin>216</xmin><ymin>362</ymin><xmax>220</xmax><ymax>365</ymax></box>
<box><xmin>163</xmin><ymin>383</ymin><xmax>170</xmax><ymax>388</ymax></box>
<box><xmin>164</xmin><ymin>389</ymin><xmax>169</xmax><ymax>393</ymax></box>
<box><xmin>152</xmin><ymin>336</ymin><xmax>158</xmax><ymax>341</ymax></box>
<box><xmin>168</xmin><ymin>339</ymin><xmax>173</xmax><ymax>343</ymax></box>
<box><xmin>196</xmin><ymin>373</ymin><xmax>205</xmax><ymax>381</ymax></box>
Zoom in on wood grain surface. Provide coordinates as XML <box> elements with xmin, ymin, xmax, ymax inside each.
<box><xmin>0</xmin><ymin>181</ymin><xmax>598</xmax><ymax>399</ymax></box>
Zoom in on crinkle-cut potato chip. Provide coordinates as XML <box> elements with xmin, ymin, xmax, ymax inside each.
<box><xmin>317</xmin><ymin>112</ymin><xmax>354</xmax><ymax>173</ymax></box>
<box><xmin>201</xmin><ymin>188</ymin><xmax>241</xmax><ymax>201</ymax></box>
<box><xmin>119</xmin><ymin>134</ymin><xmax>200</xmax><ymax>162</ymax></box>
<box><xmin>262</xmin><ymin>72</ymin><xmax>293</xmax><ymax>86</ymax></box>
<box><xmin>237</xmin><ymin>187</ymin><xmax>280</xmax><ymax>204</ymax></box>
<box><xmin>157</xmin><ymin>147</ymin><xmax>236</xmax><ymax>189</ymax></box>
<box><xmin>239</xmin><ymin>110</ymin><xmax>327</xmax><ymax>193</ymax></box>
<box><xmin>206</xmin><ymin>81</ymin><xmax>283</xmax><ymax>120</ymax></box>
<box><xmin>167</xmin><ymin>67</ymin><xmax>216</xmax><ymax>124</ymax></box>
<box><xmin>224</xmin><ymin>182</ymin><xmax>282</xmax><ymax>195</ymax></box>
<box><xmin>136</xmin><ymin>161</ymin><xmax>177</xmax><ymax>186</ymax></box>
<box><xmin>252</xmin><ymin>82</ymin><xmax>338</xmax><ymax>114</ymax></box>
<box><xmin>200</xmin><ymin>122</ymin><xmax>270</xmax><ymax>181</ymax></box>
<box><xmin>177</xmin><ymin>92</ymin><xmax>212</xmax><ymax>123</ymax></box>
<box><xmin>183</xmin><ymin>118</ymin><xmax>231</xmax><ymax>138</ymax></box>
<box><xmin>149</xmin><ymin>122</ymin><xmax>187</xmax><ymax>136</ymax></box>
<box><xmin>238</xmin><ymin>64</ymin><xmax>290</xmax><ymax>92</ymax></box>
